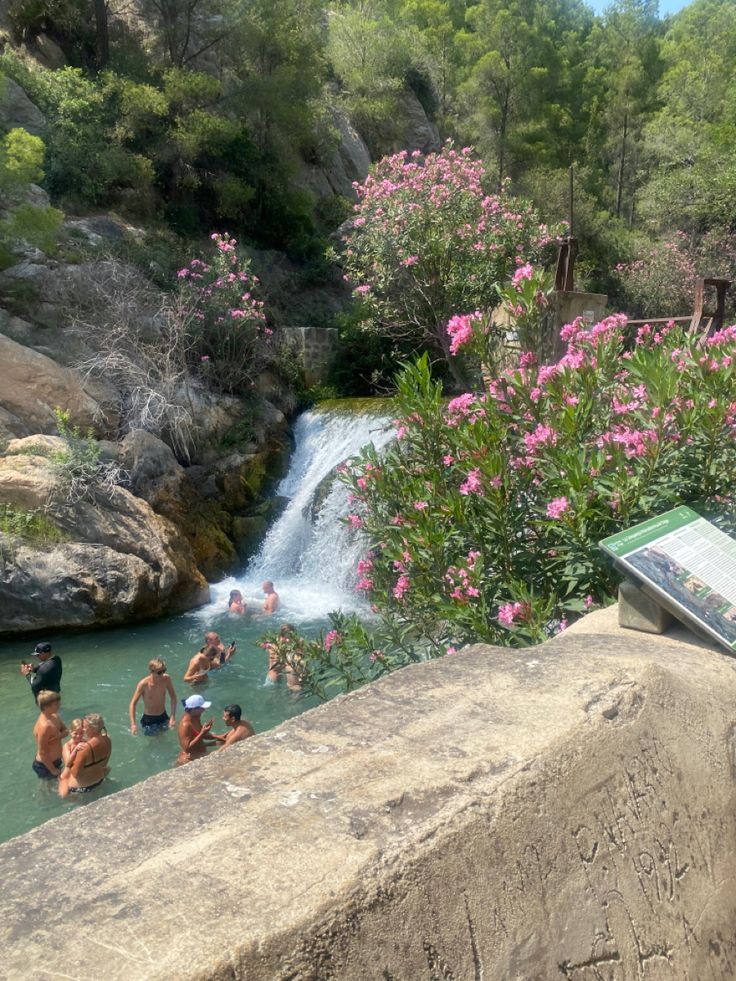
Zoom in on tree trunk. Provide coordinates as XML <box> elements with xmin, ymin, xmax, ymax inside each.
<box><xmin>94</xmin><ymin>0</ymin><xmax>110</xmax><ymax>68</ymax></box>
<box><xmin>615</xmin><ymin>112</ymin><xmax>628</xmax><ymax>219</ymax></box>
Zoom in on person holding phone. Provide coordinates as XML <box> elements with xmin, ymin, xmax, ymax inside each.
<box><xmin>176</xmin><ymin>694</ymin><xmax>223</xmax><ymax>764</ymax></box>
<box><xmin>21</xmin><ymin>642</ymin><xmax>62</xmax><ymax>703</ymax></box>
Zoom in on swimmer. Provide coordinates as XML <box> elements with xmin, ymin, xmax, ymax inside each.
<box><xmin>62</xmin><ymin>718</ymin><xmax>86</xmax><ymax>768</ymax></box>
<box><xmin>218</xmin><ymin>704</ymin><xmax>255</xmax><ymax>751</ymax></box>
<box><xmin>59</xmin><ymin>713</ymin><xmax>111</xmax><ymax>797</ymax></box>
<box><xmin>204</xmin><ymin>631</ymin><xmax>237</xmax><ymax>664</ymax></box>
<box><xmin>184</xmin><ymin>646</ymin><xmax>212</xmax><ymax>684</ymax></box>
<box><xmin>129</xmin><ymin>658</ymin><xmax>177</xmax><ymax>735</ymax></box>
<box><xmin>263</xmin><ymin>623</ymin><xmax>297</xmax><ymax>683</ymax></box>
<box><xmin>32</xmin><ymin>690</ymin><xmax>68</xmax><ymax>780</ymax></box>
<box><xmin>262</xmin><ymin>580</ymin><xmax>280</xmax><ymax>615</ymax></box>
<box><xmin>228</xmin><ymin>589</ymin><xmax>246</xmax><ymax>614</ymax></box>
<box><xmin>176</xmin><ymin>694</ymin><xmax>221</xmax><ymax>764</ymax></box>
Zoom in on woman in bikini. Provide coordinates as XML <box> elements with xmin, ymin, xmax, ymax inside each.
<box><xmin>58</xmin><ymin>713</ymin><xmax>111</xmax><ymax>798</ymax></box>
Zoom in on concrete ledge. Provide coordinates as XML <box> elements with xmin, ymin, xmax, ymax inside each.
<box><xmin>2</xmin><ymin>609</ymin><xmax>736</xmax><ymax>978</ymax></box>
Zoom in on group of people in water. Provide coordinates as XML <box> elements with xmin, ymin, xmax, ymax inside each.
<box><xmin>24</xmin><ymin>579</ymin><xmax>292</xmax><ymax>795</ymax></box>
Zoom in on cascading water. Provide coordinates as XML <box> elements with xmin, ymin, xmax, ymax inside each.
<box><xmin>205</xmin><ymin>403</ymin><xmax>393</xmax><ymax>621</ymax></box>
<box><xmin>0</xmin><ymin>400</ymin><xmax>396</xmax><ymax>844</ymax></box>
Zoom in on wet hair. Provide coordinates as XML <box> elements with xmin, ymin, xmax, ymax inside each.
<box><xmin>279</xmin><ymin>623</ymin><xmax>295</xmax><ymax>635</ymax></box>
<box><xmin>38</xmin><ymin>690</ymin><xmax>61</xmax><ymax>708</ymax></box>
<box><xmin>149</xmin><ymin>657</ymin><xmax>166</xmax><ymax>673</ymax></box>
<box><xmin>204</xmin><ymin>645</ymin><xmax>220</xmax><ymax>660</ymax></box>
<box><xmin>70</xmin><ymin>718</ymin><xmax>84</xmax><ymax>735</ymax></box>
<box><xmin>228</xmin><ymin>590</ymin><xmax>243</xmax><ymax>602</ymax></box>
<box><xmin>263</xmin><ymin>580</ymin><xmax>274</xmax><ymax>591</ymax></box>
<box><xmin>204</xmin><ymin>631</ymin><xmax>220</xmax><ymax>644</ymax></box>
<box><xmin>84</xmin><ymin>713</ymin><xmax>107</xmax><ymax>734</ymax></box>
<box><xmin>224</xmin><ymin>704</ymin><xmax>242</xmax><ymax>721</ymax></box>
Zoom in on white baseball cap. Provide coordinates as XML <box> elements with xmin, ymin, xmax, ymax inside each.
<box><xmin>183</xmin><ymin>694</ymin><xmax>211</xmax><ymax>710</ymax></box>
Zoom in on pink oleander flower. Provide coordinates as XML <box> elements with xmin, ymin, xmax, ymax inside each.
<box><xmin>584</xmin><ymin>595</ymin><xmax>594</xmax><ymax>609</ymax></box>
<box><xmin>447</xmin><ymin>312</ymin><xmax>482</xmax><ymax>355</ymax></box>
<box><xmin>414</xmin><ymin>501</ymin><xmax>429</xmax><ymax>511</ymax></box>
<box><xmin>393</xmin><ymin>575</ymin><xmax>410</xmax><ymax>600</ymax></box>
<box><xmin>512</xmin><ymin>263</ymin><xmax>533</xmax><ymax>287</ymax></box>
<box><xmin>546</xmin><ymin>497</ymin><xmax>569</xmax><ymax>519</ymax></box>
<box><xmin>347</xmin><ymin>513</ymin><xmax>363</xmax><ymax>529</ymax></box>
<box><xmin>324</xmin><ymin>630</ymin><xmax>343</xmax><ymax>653</ymax></box>
<box><xmin>498</xmin><ymin>601</ymin><xmax>527</xmax><ymax>627</ymax></box>
<box><xmin>459</xmin><ymin>469</ymin><xmax>483</xmax><ymax>496</ymax></box>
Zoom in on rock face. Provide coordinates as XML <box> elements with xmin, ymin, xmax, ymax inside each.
<box><xmin>1</xmin><ymin>610</ymin><xmax>736</xmax><ymax>979</ymax></box>
<box><xmin>0</xmin><ymin>453</ymin><xmax>209</xmax><ymax>630</ymax></box>
<box><xmin>0</xmin><ymin>331</ymin><xmax>113</xmax><ymax>440</ymax></box>
<box><xmin>0</xmin><ymin>77</ymin><xmax>45</xmax><ymax>135</ymax></box>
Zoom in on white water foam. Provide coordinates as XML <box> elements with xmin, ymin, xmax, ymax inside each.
<box><xmin>192</xmin><ymin>406</ymin><xmax>393</xmax><ymax>624</ymax></box>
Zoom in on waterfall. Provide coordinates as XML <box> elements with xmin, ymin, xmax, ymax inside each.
<box><xmin>205</xmin><ymin>403</ymin><xmax>393</xmax><ymax>622</ymax></box>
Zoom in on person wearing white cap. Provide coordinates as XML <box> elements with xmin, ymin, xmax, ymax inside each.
<box><xmin>176</xmin><ymin>694</ymin><xmax>222</xmax><ymax>765</ymax></box>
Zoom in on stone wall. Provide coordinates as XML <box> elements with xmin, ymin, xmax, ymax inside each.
<box><xmin>283</xmin><ymin>325</ymin><xmax>340</xmax><ymax>386</ymax></box>
<box><xmin>2</xmin><ymin>608</ymin><xmax>736</xmax><ymax>979</ymax></box>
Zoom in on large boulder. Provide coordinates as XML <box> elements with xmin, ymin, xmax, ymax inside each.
<box><xmin>0</xmin><ymin>331</ymin><xmax>116</xmax><ymax>439</ymax></box>
<box><xmin>371</xmin><ymin>89</ymin><xmax>441</xmax><ymax>158</ymax></box>
<box><xmin>2</xmin><ymin>612</ymin><xmax>736</xmax><ymax>978</ymax></box>
<box><xmin>0</xmin><ymin>77</ymin><xmax>45</xmax><ymax>136</ymax></box>
<box><xmin>0</xmin><ymin>453</ymin><xmax>209</xmax><ymax>632</ymax></box>
<box><xmin>298</xmin><ymin>103</ymin><xmax>371</xmax><ymax>201</ymax></box>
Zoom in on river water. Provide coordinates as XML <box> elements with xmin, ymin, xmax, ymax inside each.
<box><xmin>0</xmin><ymin>404</ymin><xmax>392</xmax><ymax>843</ymax></box>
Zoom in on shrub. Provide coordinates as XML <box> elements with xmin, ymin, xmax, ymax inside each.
<box><xmin>0</xmin><ymin>504</ymin><xmax>64</xmax><ymax>545</ymax></box>
<box><xmin>340</xmin><ymin>143</ymin><xmax>563</xmax><ymax>384</ymax></box>
<box><xmin>276</xmin><ymin>310</ymin><xmax>736</xmax><ymax>696</ymax></box>
<box><xmin>51</xmin><ymin>409</ymin><xmax>128</xmax><ymax>502</ymax></box>
<box><xmin>178</xmin><ymin>232</ymin><xmax>274</xmax><ymax>395</ymax></box>
<box><xmin>614</xmin><ymin>232</ymin><xmax>697</xmax><ymax>317</ymax></box>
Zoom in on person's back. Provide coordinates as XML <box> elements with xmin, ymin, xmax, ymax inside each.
<box><xmin>32</xmin><ymin>690</ymin><xmax>67</xmax><ymax>779</ymax></box>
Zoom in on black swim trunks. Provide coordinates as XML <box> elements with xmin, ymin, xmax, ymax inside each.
<box><xmin>141</xmin><ymin>711</ymin><xmax>169</xmax><ymax>734</ymax></box>
<box><xmin>32</xmin><ymin>757</ymin><xmax>63</xmax><ymax>779</ymax></box>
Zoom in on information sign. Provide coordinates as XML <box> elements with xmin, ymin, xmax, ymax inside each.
<box><xmin>600</xmin><ymin>506</ymin><xmax>736</xmax><ymax>652</ymax></box>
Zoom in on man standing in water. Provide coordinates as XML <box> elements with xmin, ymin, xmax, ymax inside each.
<box><xmin>177</xmin><ymin>694</ymin><xmax>219</xmax><ymax>764</ymax></box>
<box><xmin>32</xmin><ymin>690</ymin><xmax>68</xmax><ymax>779</ymax></box>
<box><xmin>218</xmin><ymin>704</ymin><xmax>255</xmax><ymax>751</ymax></box>
<box><xmin>21</xmin><ymin>642</ymin><xmax>62</xmax><ymax>702</ymax></box>
<box><xmin>129</xmin><ymin>658</ymin><xmax>177</xmax><ymax>734</ymax></box>
<box><xmin>262</xmin><ymin>581</ymin><xmax>280</xmax><ymax>614</ymax></box>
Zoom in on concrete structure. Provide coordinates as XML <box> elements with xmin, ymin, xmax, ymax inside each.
<box><xmin>2</xmin><ymin>607</ymin><xmax>736</xmax><ymax>979</ymax></box>
<box><xmin>545</xmin><ymin>290</ymin><xmax>609</xmax><ymax>360</ymax></box>
<box><xmin>282</xmin><ymin>326</ymin><xmax>340</xmax><ymax>387</ymax></box>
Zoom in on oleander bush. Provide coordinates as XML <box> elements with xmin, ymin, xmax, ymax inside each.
<box><xmin>339</xmin><ymin>143</ymin><xmax>563</xmax><ymax>383</ymax></box>
<box><xmin>277</xmin><ymin>309</ymin><xmax>736</xmax><ymax>696</ymax></box>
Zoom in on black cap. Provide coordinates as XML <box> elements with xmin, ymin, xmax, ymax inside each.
<box><xmin>33</xmin><ymin>642</ymin><xmax>52</xmax><ymax>654</ymax></box>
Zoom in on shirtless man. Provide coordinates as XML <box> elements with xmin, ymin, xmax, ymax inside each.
<box><xmin>32</xmin><ymin>690</ymin><xmax>68</xmax><ymax>779</ymax></box>
<box><xmin>129</xmin><ymin>658</ymin><xmax>177</xmax><ymax>735</ymax></box>
<box><xmin>176</xmin><ymin>694</ymin><xmax>222</xmax><ymax>764</ymax></box>
<box><xmin>262</xmin><ymin>581</ymin><xmax>280</xmax><ymax>614</ymax></box>
<box><xmin>218</xmin><ymin>704</ymin><xmax>255</xmax><ymax>752</ymax></box>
